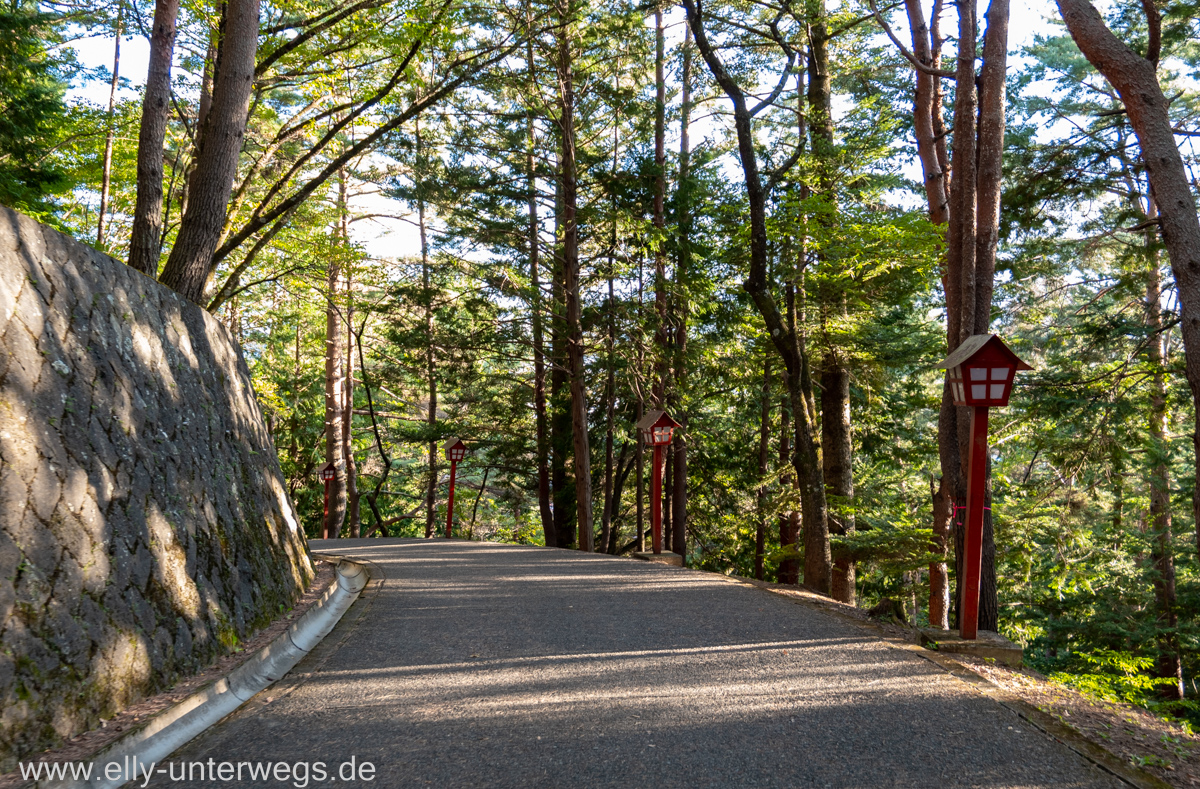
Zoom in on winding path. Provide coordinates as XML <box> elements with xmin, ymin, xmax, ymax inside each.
<box><xmin>153</xmin><ymin>539</ymin><xmax>1123</xmax><ymax>788</ymax></box>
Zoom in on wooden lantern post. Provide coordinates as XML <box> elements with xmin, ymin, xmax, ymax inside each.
<box><xmin>319</xmin><ymin>461</ymin><xmax>337</xmax><ymax>539</ymax></box>
<box><xmin>635</xmin><ymin>410</ymin><xmax>680</xmax><ymax>554</ymax></box>
<box><xmin>938</xmin><ymin>335</ymin><xmax>1032</xmax><ymax>640</ymax></box>
<box><xmin>444</xmin><ymin>438</ymin><xmax>468</xmax><ymax>539</ymax></box>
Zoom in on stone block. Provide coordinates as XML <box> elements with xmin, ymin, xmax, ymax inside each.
<box><xmin>0</xmin><ymin>465</ymin><xmax>29</xmax><ymax>536</ymax></box>
<box><xmin>49</xmin><ymin>539</ymin><xmax>83</xmax><ymax>601</ymax></box>
<box><xmin>12</xmin><ymin>271</ymin><xmax>47</xmax><ymax>343</ymax></box>
<box><xmin>129</xmin><ymin>540</ymin><xmax>154</xmax><ymax>593</ymax></box>
<box><xmin>103</xmin><ymin>583</ymin><xmax>135</xmax><ymax>632</ymax></box>
<box><xmin>88</xmin><ymin>413</ymin><xmax>118</xmax><ymax>472</ymax></box>
<box><xmin>2</xmin><ymin>617</ymin><xmax>59</xmax><ymax>677</ymax></box>
<box><xmin>918</xmin><ymin>628</ymin><xmax>1024</xmax><ymax>668</ymax></box>
<box><xmin>59</xmin><ymin>466</ymin><xmax>89</xmax><ymax>518</ymax></box>
<box><xmin>634</xmin><ymin>551</ymin><xmax>684</xmax><ymax>567</ymax></box>
<box><xmin>13</xmin><ymin>510</ymin><xmax>60</xmax><ymax>580</ymax></box>
<box><xmin>1</xmin><ymin>320</ymin><xmax>41</xmax><ymax>397</ymax></box>
<box><xmin>29</xmin><ymin>459</ymin><xmax>62</xmax><ymax>523</ymax></box>
<box><xmin>46</xmin><ymin>598</ymin><xmax>89</xmax><ymax>670</ymax></box>
<box><xmin>0</xmin><ymin>529</ymin><xmax>18</xmax><ymax>623</ymax></box>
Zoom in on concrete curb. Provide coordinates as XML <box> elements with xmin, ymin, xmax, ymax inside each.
<box><xmin>35</xmin><ymin>559</ymin><xmax>369</xmax><ymax>789</ymax></box>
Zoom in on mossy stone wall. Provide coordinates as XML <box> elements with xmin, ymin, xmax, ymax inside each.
<box><xmin>0</xmin><ymin>207</ymin><xmax>313</xmax><ymax>770</ymax></box>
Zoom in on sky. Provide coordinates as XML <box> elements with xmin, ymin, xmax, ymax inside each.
<box><xmin>65</xmin><ymin>0</ymin><xmax>1061</xmax><ymax>262</ymax></box>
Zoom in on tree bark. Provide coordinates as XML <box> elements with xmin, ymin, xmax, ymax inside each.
<box><xmin>1057</xmin><ymin>0</ymin><xmax>1200</xmax><ymax>557</ymax></box>
<box><xmin>778</xmin><ymin>374</ymin><xmax>799</xmax><ymax>585</ymax></box>
<box><xmin>906</xmin><ymin>0</ymin><xmax>951</xmax><ymax>629</ymax></box>
<box><xmin>1146</xmin><ymin>205</ymin><xmax>1184</xmax><ymax>699</ymax></box>
<box><xmin>635</xmin><ymin>256</ymin><xmax>646</xmax><ymax>552</ymax></box>
<box><xmin>340</xmin><ymin>172</ymin><xmax>360</xmax><ymax>537</ymax></box>
<box><xmin>822</xmin><ymin>365</ymin><xmax>855</xmax><ymax>604</ymax></box>
<box><xmin>127</xmin><ymin>0</ymin><xmax>179</xmax><ymax>276</ymax></box>
<box><xmin>672</xmin><ymin>27</ymin><xmax>692</xmax><ymax>566</ymax></box>
<box><xmin>904</xmin><ymin>0</ymin><xmax>948</xmax><ymax>226</ymax></box>
<box><xmin>420</xmin><ymin>126</ymin><xmax>438</xmax><ymax>539</ymax></box>
<box><xmin>158</xmin><ymin>0</ymin><xmax>260</xmax><ymax>302</ymax></box>
<box><xmin>468</xmin><ymin>467</ymin><xmax>490</xmax><ymax>540</ymax></box>
<box><xmin>97</xmin><ymin>6</ymin><xmax>122</xmax><ymax>249</ymax></box>
<box><xmin>557</xmin><ymin>0</ymin><xmax>592</xmax><ymax>551</ymax></box>
<box><xmin>526</xmin><ymin>4</ymin><xmax>554</xmax><ymax>548</ymax></box>
<box><xmin>947</xmin><ymin>0</ymin><xmax>977</xmax><ymax>626</ymax></box>
<box><xmin>756</xmin><ymin>357</ymin><xmax>771</xmax><ymax>581</ymax></box>
<box><xmin>600</xmin><ymin>265</ymin><xmax>617</xmax><ymax>555</ymax></box>
<box><xmin>323</xmin><ymin>256</ymin><xmax>346</xmax><ymax>539</ymax></box>
<box><xmin>551</xmin><ymin>167</ymin><xmax>575</xmax><ymax>549</ymax></box>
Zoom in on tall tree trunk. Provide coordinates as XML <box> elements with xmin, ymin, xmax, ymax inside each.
<box><xmin>127</xmin><ymin>0</ymin><xmax>180</xmax><ymax>276</ymax></box>
<box><xmin>822</xmin><ymin>365</ymin><xmax>855</xmax><ymax>604</ymax></box>
<box><xmin>323</xmin><ymin>258</ymin><xmax>346</xmax><ymax>539</ymax></box>
<box><xmin>600</xmin><ymin>265</ymin><xmax>617</xmax><ymax>554</ymax></box>
<box><xmin>947</xmin><ymin>0</ymin><xmax>977</xmax><ymax>626</ymax></box>
<box><xmin>653</xmin><ymin>3</ymin><xmax>668</xmax><ymax>407</ymax></box>
<box><xmin>97</xmin><ymin>6</ymin><xmax>122</xmax><ymax>249</ymax></box>
<box><xmin>556</xmin><ymin>5</ymin><xmax>591</xmax><ymax>551</ymax></box>
<box><xmin>906</xmin><ymin>0</ymin><xmax>951</xmax><ymax>629</ymax></box>
<box><xmin>671</xmin><ymin>27</ymin><xmax>692</xmax><ymax>566</ymax></box>
<box><xmin>551</xmin><ymin>147</ymin><xmax>576</xmax><ymax>549</ymax></box>
<box><xmin>756</xmin><ymin>357</ymin><xmax>771</xmax><ymax>580</ymax></box>
<box><xmin>685</xmin><ymin>0</ymin><xmax>831</xmax><ymax>593</ymax></box>
<box><xmin>663</xmin><ymin>444</ymin><xmax>674</xmax><ymax>553</ymax></box>
<box><xmin>778</xmin><ymin>375</ymin><xmax>799</xmax><ymax>585</ymax></box>
<box><xmin>1057</xmin><ymin>0</ymin><xmax>1200</xmax><ymax>558</ymax></box>
<box><xmin>469</xmin><ymin>467</ymin><xmax>490</xmax><ymax>540</ymax></box>
<box><xmin>340</xmin><ymin>172</ymin><xmax>360</xmax><ymax>537</ymax></box>
<box><xmin>420</xmin><ymin>121</ymin><xmax>438</xmax><ymax>540</ymax></box>
<box><xmin>288</xmin><ymin>317</ymin><xmax>302</xmax><ymax>496</ymax></box>
<box><xmin>635</xmin><ymin>255</ymin><xmax>646</xmax><ymax>552</ymax></box>
<box><xmin>1146</xmin><ymin>207</ymin><xmax>1184</xmax><ymax>699</ymax></box>
<box><xmin>526</xmin><ymin>7</ymin><xmax>554</xmax><ymax>547</ymax></box>
<box><xmin>973</xmin><ymin>0</ymin><xmax>1010</xmax><ymax>632</ymax></box>
<box><xmin>809</xmin><ymin>0</ymin><xmax>854</xmax><ymax>603</ymax></box>
<box><xmin>159</xmin><ymin>0</ymin><xmax>261</xmax><ymax>303</ymax></box>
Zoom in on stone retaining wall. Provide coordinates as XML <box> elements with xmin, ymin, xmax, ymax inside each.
<box><xmin>0</xmin><ymin>207</ymin><xmax>313</xmax><ymax>770</ymax></box>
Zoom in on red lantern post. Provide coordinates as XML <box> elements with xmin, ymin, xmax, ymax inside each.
<box><xmin>319</xmin><ymin>462</ymin><xmax>337</xmax><ymax>539</ymax></box>
<box><xmin>939</xmin><ymin>335</ymin><xmax>1031</xmax><ymax>640</ymax></box>
<box><xmin>635</xmin><ymin>410</ymin><xmax>680</xmax><ymax>554</ymax></box>
<box><xmin>444</xmin><ymin>438</ymin><xmax>468</xmax><ymax>539</ymax></box>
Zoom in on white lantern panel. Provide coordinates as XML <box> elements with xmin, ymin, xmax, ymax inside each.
<box><xmin>970</xmin><ymin>367</ymin><xmax>987</xmax><ymax>381</ymax></box>
<box><xmin>991</xmin><ymin>367</ymin><xmax>1009</xmax><ymax>380</ymax></box>
<box><xmin>971</xmin><ymin>384</ymin><xmax>987</xmax><ymax>399</ymax></box>
<box><xmin>990</xmin><ymin>384</ymin><xmax>1005</xmax><ymax>399</ymax></box>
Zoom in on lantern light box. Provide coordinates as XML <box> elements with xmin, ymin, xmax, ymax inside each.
<box><xmin>939</xmin><ymin>334</ymin><xmax>1032</xmax><ymax>408</ymax></box>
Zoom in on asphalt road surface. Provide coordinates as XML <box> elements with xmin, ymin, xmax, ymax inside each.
<box><xmin>143</xmin><ymin>539</ymin><xmax>1125</xmax><ymax>788</ymax></box>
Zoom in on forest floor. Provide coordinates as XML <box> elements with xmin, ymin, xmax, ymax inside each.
<box><xmin>0</xmin><ymin>561</ymin><xmax>337</xmax><ymax>789</ymax></box>
<box><xmin>957</xmin><ymin>656</ymin><xmax>1199</xmax><ymax>788</ymax></box>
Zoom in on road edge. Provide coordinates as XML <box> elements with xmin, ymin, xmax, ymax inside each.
<box><xmin>727</xmin><ymin>574</ymin><xmax>1171</xmax><ymax>789</ymax></box>
<box><xmin>31</xmin><ymin>559</ymin><xmax>369</xmax><ymax>789</ymax></box>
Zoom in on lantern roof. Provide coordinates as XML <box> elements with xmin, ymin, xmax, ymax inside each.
<box><xmin>636</xmin><ymin>409</ymin><xmax>680</xmax><ymax>431</ymax></box>
<box><xmin>319</xmin><ymin>461</ymin><xmax>337</xmax><ymax>479</ymax></box>
<box><xmin>443</xmin><ymin>437</ymin><xmax>466</xmax><ymax>453</ymax></box>
<box><xmin>938</xmin><ymin>334</ymin><xmax>1032</xmax><ymax>372</ymax></box>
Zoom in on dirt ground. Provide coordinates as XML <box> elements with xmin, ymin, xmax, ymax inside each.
<box><xmin>944</xmin><ymin>655</ymin><xmax>1198</xmax><ymax>787</ymax></box>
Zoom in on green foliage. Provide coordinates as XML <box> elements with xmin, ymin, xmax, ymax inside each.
<box><xmin>0</xmin><ymin>2</ymin><xmax>73</xmax><ymax>217</ymax></box>
<box><xmin>1043</xmin><ymin>649</ymin><xmax>1177</xmax><ymax>706</ymax></box>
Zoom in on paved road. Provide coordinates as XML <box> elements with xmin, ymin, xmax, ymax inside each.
<box><xmin>147</xmin><ymin>540</ymin><xmax>1123</xmax><ymax>788</ymax></box>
